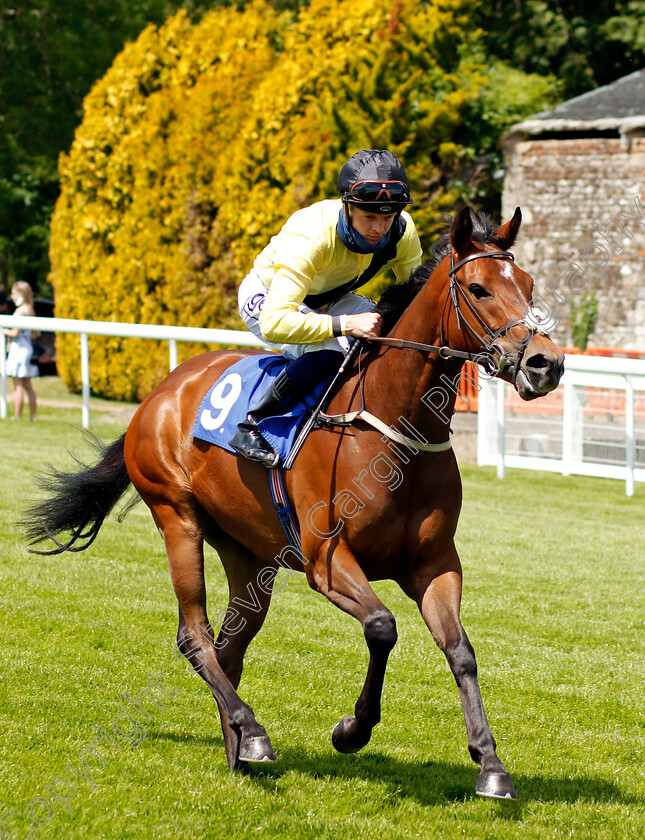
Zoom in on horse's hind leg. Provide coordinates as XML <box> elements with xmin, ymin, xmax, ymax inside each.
<box><xmin>161</xmin><ymin>507</ymin><xmax>276</xmax><ymax>771</ymax></box>
<box><xmin>400</xmin><ymin>546</ymin><xmax>517</xmax><ymax>800</ymax></box>
<box><xmin>203</xmin><ymin>531</ymin><xmax>275</xmax><ymax>770</ymax></box>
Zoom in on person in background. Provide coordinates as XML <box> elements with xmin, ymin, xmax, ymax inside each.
<box><xmin>3</xmin><ymin>281</ymin><xmax>39</xmax><ymax>421</ymax></box>
<box><xmin>230</xmin><ymin>148</ymin><xmax>423</xmax><ymax>466</ymax></box>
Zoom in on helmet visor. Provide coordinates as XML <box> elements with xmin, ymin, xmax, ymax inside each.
<box><xmin>344</xmin><ymin>179</ymin><xmax>412</xmax><ymax>205</ymax></box>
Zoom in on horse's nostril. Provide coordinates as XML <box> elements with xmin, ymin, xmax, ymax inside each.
<box><xmin>525</xmin><ymin>353</ymin><xmax>549</xmax><ymax>372</ymax></box>
<box><xmin>523</xmin><ymin>353</ymin><xmax>565</xmax><ymax>387</ymax></box>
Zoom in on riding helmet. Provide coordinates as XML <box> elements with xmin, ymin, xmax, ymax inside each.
<box><xmin>338</xmin><ymin>149</ymin><xmax>413</xmax><ymax>214</ymax></box>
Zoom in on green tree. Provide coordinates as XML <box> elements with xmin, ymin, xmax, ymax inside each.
<box><xmin>602</xmin><ymin>1</ymin><xmax>645</xmax><ymax>59</ymax></box>
<box><xmin>6</xmin><ymin>0</ymin><xmax>645</xmax><ymax>303</ymax></box>
<box><xmin>0</xmin><ymin>1</ymin><xmax>206</xmax><ymax>295</ymax></box>
<box><xmin>478</xmin><ymin>1</ymin><xmax>645</xmax><ymax>99</ymax></box>
<box><xmin>570</xmin><ymin>290</ymin><xmax>599</xmax><ymax>353</ymax></box>
<box><xmin>455</xmin><ymin>58</ymin><xmax>562</xmax><ymax>213</ymax></box>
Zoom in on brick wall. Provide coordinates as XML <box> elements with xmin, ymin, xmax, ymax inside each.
<box><xmin>502</xmin><ymin>135</ymin><xmax>645</xmax><ymax>349</ymax></box>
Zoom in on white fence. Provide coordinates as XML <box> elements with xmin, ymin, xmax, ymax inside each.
<box><xmin>0</xmin><ymin>314</ymin><xmax>263</xmax><ymax>428</ymax></box>
<box><xmin>4</xmin><ymin>316</ymin><xmax>645</xmax><ymax>496</ymax></box>
<box><xmin>477</xmin><ymin>353</ymin><xmax>645</xmax><ymax>496</ymax></box>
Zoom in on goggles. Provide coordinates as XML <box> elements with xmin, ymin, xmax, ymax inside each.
<box><xmin>344</xmin><ymin>179</ymin><xmax>411</xmax><ymax>205</ymax></box>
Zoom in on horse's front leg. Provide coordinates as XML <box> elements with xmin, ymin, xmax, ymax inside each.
<box><xmin>306</xmin><ymin>540</ymin><xmax>398</xmax><ymax>753</ymax></box>
<box><xmin>400</xmin><ymin>546</ymin><xmax>517</xmax><ymax>800</ymax></box>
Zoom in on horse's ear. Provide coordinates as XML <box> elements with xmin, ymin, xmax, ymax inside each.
<box><xmin>492</xmin><ymin>207</ymin><xmax>522</xmax><ymax>249</ymax></box>
<box><xmin>450</xmin><ymin>206</ymin><xmax>473</xmax><ymax>253</ymax></box>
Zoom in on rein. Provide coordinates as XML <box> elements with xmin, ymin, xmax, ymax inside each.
<box><xmin>367</xmin><ymin>335</ymin><xmax>483</xmax><ymax>364</ymax></box>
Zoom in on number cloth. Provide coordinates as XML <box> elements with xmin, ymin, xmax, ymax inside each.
<box><xmin>191</xmin><ymin>354</ymin><xmax>336</xmax><ymax>460</ymax></box>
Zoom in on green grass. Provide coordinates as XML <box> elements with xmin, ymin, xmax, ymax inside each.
<box><xmin>1</xmin><ymin>383</ymin><xmax>644</xmax><ymax>839</ymax></box>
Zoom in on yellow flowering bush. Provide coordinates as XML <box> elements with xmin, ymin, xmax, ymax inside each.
<box><xmin>51</xmin><ymin>0</ymin><xmax>485</xmax><ymax>400</ymax></box>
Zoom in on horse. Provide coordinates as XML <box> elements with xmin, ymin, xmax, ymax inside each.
<box><xmin>22</xmin><ymin>206</ymin><xmax>564</xmax><ymax>800</ymax></box>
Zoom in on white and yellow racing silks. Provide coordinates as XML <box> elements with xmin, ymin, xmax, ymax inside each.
<box><xmin>254</xmin><ymin>199</ymin><xmax>423</xmax><ymax>345</ymax></box>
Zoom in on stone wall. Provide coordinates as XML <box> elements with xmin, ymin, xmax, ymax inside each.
<box><xmin>502</xmin><ymin>135</ymin><xmax>645</xmax><ymax>350</ymax></box>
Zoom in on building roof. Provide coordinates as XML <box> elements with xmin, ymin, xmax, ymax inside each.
<box><xmin>507</xmin><ymin>68</ymin><xmax>645</xmax><ymax>138</ymax></box>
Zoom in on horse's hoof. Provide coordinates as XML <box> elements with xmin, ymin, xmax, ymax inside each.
<box><xmin>476</xmin><ymin>771</ymin><xmax>517</xmax><ymax>800</ymax></box>
<box><xmin>239</xmin><ymin>734</ymin><xmax>277</xmax><ymax>764</ymax></box>
<box><xmin>331</xmin><ymin>716</ymin><xmax>371</xmax><ymax>754</ymax></box>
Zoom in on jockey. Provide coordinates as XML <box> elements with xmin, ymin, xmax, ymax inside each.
<box><xmin>229</xmin><ymin>148</ymin><xmax>423</xmax><ymax>466</ymax></box>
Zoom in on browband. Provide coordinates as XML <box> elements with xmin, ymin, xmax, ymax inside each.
<box><xmin>449</xmin><ymin>250</ymin><xmax>514</xmax><ymax>277</ymax></box>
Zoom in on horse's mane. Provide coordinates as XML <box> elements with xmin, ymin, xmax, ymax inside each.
<box><xmin>375</xmin><ymin>209</ymin><xmax>500</xmax><ymax>334</ymax></box>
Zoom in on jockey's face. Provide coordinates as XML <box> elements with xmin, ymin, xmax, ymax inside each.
<box><xmin>349</xmin><ymin>206</ymin><xmax>397</xmax><ymax>245</ymax></box>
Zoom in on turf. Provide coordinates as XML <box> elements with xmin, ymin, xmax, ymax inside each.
<box><xmin>0</xmin><ymin>383</ymin><xmax>643</xmax><ymax>839</ymax></box>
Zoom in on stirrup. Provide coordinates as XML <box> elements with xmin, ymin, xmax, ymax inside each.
<box><xmin>229</xmin><ymin>422</ymin><xmax>280</xmax><ymax>468</ymax></box>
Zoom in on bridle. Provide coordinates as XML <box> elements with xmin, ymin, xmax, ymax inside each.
<box><xmin>314</xmin><ymin>248</ymin><xmax>541</xmax><ymax>458</ymax></box>
<box><xmin>445</xmin><ymin>249</ymin><xmax>536</xmax><ymax>376</ymax></box>
<box><xmin>370</xmin><ymin>248</ymin><xmax>537</xmax><ymax>378</ymax></box>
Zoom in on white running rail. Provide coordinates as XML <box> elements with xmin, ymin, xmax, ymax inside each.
<box><xmin>0</xmin><ymin>314</ymin><xmax>264</xmax><ymax>429</ymax></box>
<box><xmin>477</xmin><ymin>353</ymin><xmax>645</xmax><ymax>496</ymax></box>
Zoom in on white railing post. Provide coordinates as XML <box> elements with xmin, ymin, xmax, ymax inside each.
<box><xmin>562</xmin><ymin>376</ymin><xmax>573</xmax><ymax>476</ymax></box>
<box><xmin>0</xmin><ymin>331</ymin><xmax>6</xmax><ymax>419</ymax></box>
<box><xmin>496</xmin><ymin>377</ymin><xmax>506</xmax><ymax>479</ymax></box>
<box><xmin>168</xmin><ymin>339</ymin><xmax>178</xmax><ymax>372</ymax></box>
<box><xmin>80</xmin><ymin>332</ymin><xmax>90</xmax><ymax>429</ymax></box>
<box><xmin>477</xmin><ymin>374</ymin><xmax>492</xmax><ymax>466</ymax></box>
<box><xmin>625</xmin><ymin>375</ymin><xmax>635</xmax><ymax>497</ymax></box>
<box><xmin>562</xmin><ymin>376</ymin><xmax>585</xmax><ymax>477</ymax></box>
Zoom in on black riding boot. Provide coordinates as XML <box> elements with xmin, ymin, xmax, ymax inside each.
<box><xmin>229</xmin><ymin>368</ymin><xmax>297</xmax><ymax>467</ymax></box>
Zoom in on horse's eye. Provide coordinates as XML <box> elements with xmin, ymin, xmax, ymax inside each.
<box><xmin>469</xmin><ymin>283</ymin><xmax>489</xmax><ymax>300</ymax></box>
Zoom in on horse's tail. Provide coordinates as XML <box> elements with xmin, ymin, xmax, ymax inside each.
<box><xmin>20</xmin><ymin>432</ymin><xmax>136</xmax><ymax>555</ymax></box>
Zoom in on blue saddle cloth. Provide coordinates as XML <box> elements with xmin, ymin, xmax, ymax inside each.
<box><xmin>190</xmin><ymin>354</ymin><xmax>335</xmax><ymax>462</ymax></box>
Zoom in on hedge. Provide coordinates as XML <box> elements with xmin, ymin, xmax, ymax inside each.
<box><xmin>51</xmin><ymin>0</ymin><xmax>491</xmax><ymax>401</ymax></box>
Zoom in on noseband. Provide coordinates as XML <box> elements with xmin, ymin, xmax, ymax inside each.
<box><xmin>371</xmin><ymin>248</ymin><xmax>537</xmax><ymax>378</ymax></box>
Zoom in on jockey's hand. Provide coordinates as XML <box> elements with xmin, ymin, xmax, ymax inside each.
<box><xmin>344</xmin><ymin>312</ymin><xmax>383</xmax><ymax>339</ymax></box>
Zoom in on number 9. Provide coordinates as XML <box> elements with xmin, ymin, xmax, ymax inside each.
<box><xmin>201</xmin><ymin>373</ymin><xmax>243</xmax><ymax>431</ymax></box>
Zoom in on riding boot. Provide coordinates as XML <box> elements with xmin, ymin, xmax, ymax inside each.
<box><xmin>229</xmin><ymin>368</ymin><xmax>297</xmax><ymax>467</ymax></box>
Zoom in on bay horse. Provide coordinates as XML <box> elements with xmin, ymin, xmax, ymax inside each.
<box><xmin>22</xmin><ymin>207</ymin><xmax>564</xmax><ymax>800</ymax></box>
